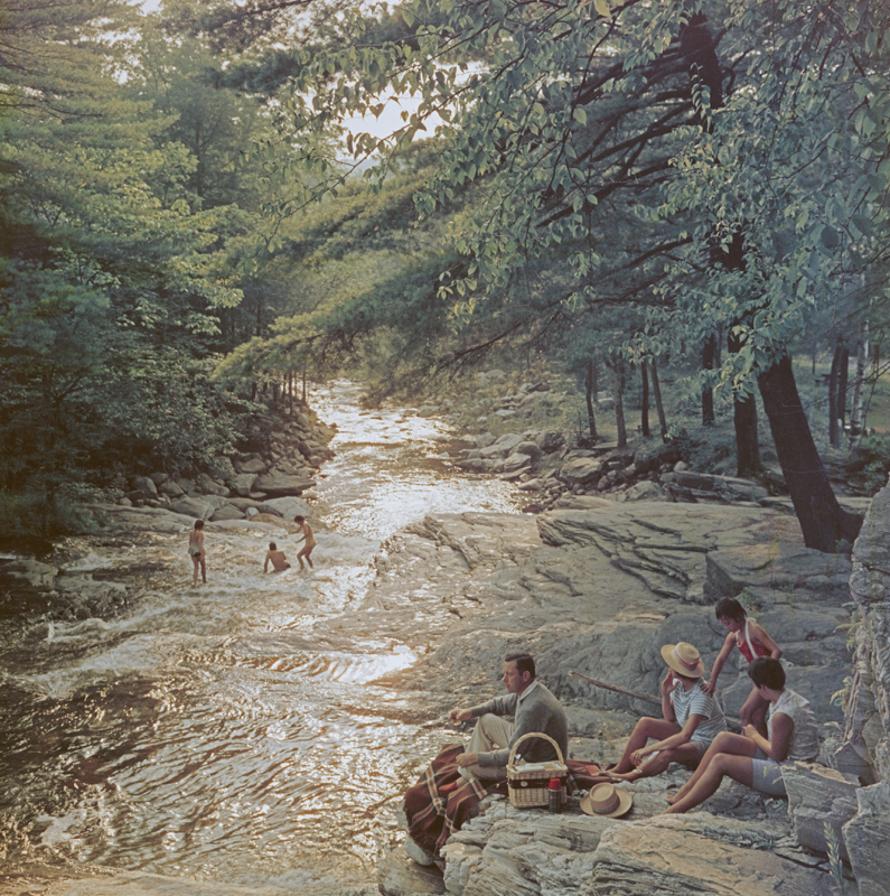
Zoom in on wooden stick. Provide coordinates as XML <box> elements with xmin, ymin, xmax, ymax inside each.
<box><xmin>569</xmin><ymin>670</ymin><xmax>741</xmax><ymax>730</ymax></box>
<box><xmin>569</xmin><ymin>670</ymin><xmax>661</xmax><ymax>705</ymax></box>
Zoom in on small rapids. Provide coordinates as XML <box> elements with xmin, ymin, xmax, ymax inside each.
<box><xmin>0</xmin><ymin>382</ymin><xmax>520</xmax><ymax>891</ymax></box>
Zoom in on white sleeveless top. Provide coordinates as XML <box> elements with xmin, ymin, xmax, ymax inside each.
<box><xmin>768</xmin><ymin>689</ymin><xmax>819</xmax><ymax>761</ymax></box>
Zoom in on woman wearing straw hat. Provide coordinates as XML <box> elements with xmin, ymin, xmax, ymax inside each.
<box><xmin>606</xmin><ymin>642</ymin><xmax>727</xmax><ymax>783</ymax></box>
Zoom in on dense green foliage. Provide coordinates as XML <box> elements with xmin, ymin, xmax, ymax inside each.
<box><xmin>0</xmin><ymin>0</ymin><xmax>326</xmax><ymax>535</ymax></box>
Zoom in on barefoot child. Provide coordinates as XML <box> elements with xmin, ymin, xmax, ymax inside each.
<box><xmin>293</xmin><ymin>515</ymin><xmax>316</xmax><ymax>571</ymax></box>
<box><xmin>188</xmin><ymin>519</ymin><xmax>206</xmax><ymax>585</ymax></box>
<box><xmin>704</xmin><ymin>597</ymin><xmax>781</xmax><ymax>735</ymax></box>
<box><xmin>264</xmin><ymin>542</ymin><xmax>291</xmax><ymax>573</ymax></box>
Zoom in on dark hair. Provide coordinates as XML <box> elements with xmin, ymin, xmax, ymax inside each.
<box><xmin>269</xmin><ymin>542</ymin><xmax>277</xmax><ymax>550</ymax></box>
<box><xmin>715</xmin><ymin>597</ymin><xmax>746</xmax><ymax>622</ymax></box>
<box><xmin>749</xmin><ymin>657</ymin><xmax>785</xmax><ymax>690</ymax></box>
<box><xmin>294</xmin><ymin>515</ymin><xmax>305</xmax><ymax>524</ymax></box>
<box><xmin>194</xmin><ymin>519</ymin><xmax>204</xmax><ymax>530</ymax></box>
<box><xmin>505</xmin><ymin>652</ymin><xmax>535</xmax><ymax>679</ymax></box>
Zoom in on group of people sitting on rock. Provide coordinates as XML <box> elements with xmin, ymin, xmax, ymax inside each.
<box><xmin>402</xmin><ymin>597</ymin><xmax>820</xmax><ymax>865</ymax></box>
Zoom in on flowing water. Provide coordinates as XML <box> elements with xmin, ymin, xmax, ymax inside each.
<box><xmin>0</xmin><ymin>382</ymin><xmax>520</xmax><ymax>891</ymax></box>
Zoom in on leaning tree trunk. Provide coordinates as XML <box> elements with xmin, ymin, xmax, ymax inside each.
<box><xmin>701</xmin><ymin>334</ymin><xmax>717</xmax><ymax>425</ymax></box>
<box><xmin>758</xmin><ymin>354</ymin><xmax>861</xmax><ymax>552</ymax></box>
<box><xmin>585</xmin><ymin>357</ymin><xmax>599</xmax><ymax>442</ymax></box>
<box><xmin>640</xmin><ymin>362</ymin><xmax>651</xmax><ymax>438</ymax></box>
<box><xmin>649</xmin><ymin>360</ymin><xmax>669</xmax><ymax>441</ymax></box>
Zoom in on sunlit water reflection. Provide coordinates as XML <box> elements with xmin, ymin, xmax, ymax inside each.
<box><xmin>0</xmin><ymin>381</ymin><xmax>520</xmax><ymax>890</ymax></box>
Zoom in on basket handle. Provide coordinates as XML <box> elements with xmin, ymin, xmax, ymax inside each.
<box><xmin>507</xmin><ymin>731</ymin><xmax>565</xmax><ymax>766</ymax></box>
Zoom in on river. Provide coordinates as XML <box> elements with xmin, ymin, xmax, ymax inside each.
<box><xmin>0</xmin><ymin>382</ymin><xmax>520</xmax><ymax>892</ymax></box>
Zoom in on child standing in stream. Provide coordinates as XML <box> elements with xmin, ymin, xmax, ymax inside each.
<box><xmin>704</xmin><ymin>597</ymin><xmax>782</xmax><ymax>736</ymax></box>
<box><xmin>293</xmin><ymin>515</ymin><xmax>316</xmax><ymax>571</ymax></box>
<box><xmin>188</xmin><ymin>519</ymin><xmax>206</xmax><ymax>585</ymax></box>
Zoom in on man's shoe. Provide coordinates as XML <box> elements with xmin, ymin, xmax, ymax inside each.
<box><xmin>403</xmin><ymin>835</ymin><xmax>436</xmax><ymax>866</ymax></box>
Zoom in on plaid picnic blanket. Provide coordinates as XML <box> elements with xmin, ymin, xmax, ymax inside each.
<box><xmin>403</xmin><ymin>743</ymin><xmax>603</xmax><ymax>855</ymax></box>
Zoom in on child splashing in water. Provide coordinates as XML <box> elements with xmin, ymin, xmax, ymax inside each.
<box><xmin>293</xmin><ymin>515</ymin><xmax>316</xmax><ymax>571</ymax></box>
<box><xmin>704</xmin><ymin>597</ymin><xmax>781</xmax><ymax>736</ymax></box>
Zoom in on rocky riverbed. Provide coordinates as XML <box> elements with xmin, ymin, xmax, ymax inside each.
<box><xmin>2</xmin><ymin>381</ymin><xmax>888</xmax><ymax>896</ymax></box>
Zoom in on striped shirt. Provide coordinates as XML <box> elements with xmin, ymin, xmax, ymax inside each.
<box><xmin>671</xmin><ymin>680</ymin><xmax>727</xmax><ymax>745</ymax></box>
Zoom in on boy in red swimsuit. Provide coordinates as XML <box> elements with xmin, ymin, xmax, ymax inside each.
<box><xmin>704</xmin><ymin>597</ymin><xmax>781</xmax><ymax>736</ymax></box>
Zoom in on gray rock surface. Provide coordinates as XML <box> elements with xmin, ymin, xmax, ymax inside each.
<box><xmin>843</xmin><ymin>781</ymin><xmax>890</xmax><ymax>896</ymax></box>
<box><xmin>782</xmin><ymin>762</ymin><xmax>859</xmax><ymax>860</ymax></box>
<box><xmin>253</xmin><ymin>471</ymin><xmax>315</xmax><ymax>497</ymax></box>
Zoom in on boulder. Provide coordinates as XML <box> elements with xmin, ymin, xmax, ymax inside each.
<box><xmin>258</xmin><ymin>496</ymin><xmax>311</xmax><ymax>519</ymax></box>
<box><xmin>253</xmin><ymin>471</ymin><xmax>316</xmax><ymax>497</ymax></box>
<box><xmin>149</xmin><ymin>472</ymin><xmax>168</xmax><ymax>486</ymax></box>
<box><xmin>235</xmin><ymin>455</ymin><xmax>267</xmax><ymax>475</ymax></box>
<box><xmin>209</xmin><ymin>503</ymin><xmax>245</xmax><ymax>522</ymax></box>
<box><xmin>783</xmin><ymin>761</ymin><xmax>859</xmax><ymax>860</ymax></box>
<box><xmin>514</xmin><ymin>441</ymin><xmax>543</xmax><ymax>461</ymax></box>
<box><xmin>479</xmin><ymin>434</ymin><xmax>524</xmax><ymax>459</ymax></box>
<box><xmin>227</xmin><ymin>473</ymin><xmax>257</xmax><ymax>497</ymax></box>
<box><xmin>131</xmin><ymin>476</ymin><xmax>158</xmax><ymax>498</ymax></box>
<box><xmin>171</xmin><ymin>496</ymin><xmax>217</xmax><ymax>520</ymax></box>
<box><xmin>843</xmin><ymin>781</ymin><xmax>890</xmax><ymax>896</ymax></box>
<box><xmin>558</xmin><ymin>456</ymin><xmax>603</xmax><ymax>487</ymax></box>
<box><xmin>501</xmin><ymin>452</ymin><xmax>533</xmax><ymax>474</ymax></box>
<box><xmin>158</xmin><ymin>479</ymin><xmax>185</xmax><ymax>499</ymax></box>
<box><xmin>195</xmin><ymin>473</ymin><xmax>229</xmax><ymax>496</ymax></box>
<box><xmin>661</xmin><ymin>470</ymin><xmax>769</xmax><ymax>504</ymax></box>
<box><xmin>533</xmin><ymin>431</ymin><xmax>565</xmax><ymax>453</ymax></box>
<box><xmin>632</xmin><ymin>440</ymin><xmax>683</xmax><ymax>475</ymax></box>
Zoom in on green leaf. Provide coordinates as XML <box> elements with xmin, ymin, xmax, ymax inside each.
<box><xmin>594</xmin><ymin>0</ymin><xmax>611</xmax><ymax>17</ymax></box>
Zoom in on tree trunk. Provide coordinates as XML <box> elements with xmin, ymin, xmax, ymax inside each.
<box><xmin>828</xmin><ymin>339</ymin><xmax>842</xmax><ymax>448</ymax></box>
<box><xmin>757</xmin><ymin>354</ymin><xmax>861</xmax><ymax>552</ymax></box>
<box><xmin>640</xmin><ymin>362</ymin><xmax>651</xmax><ymax>438</ymax></box>
<box><xmin>728</xmin><ymin>328</ymin><xmax>761</xmax><ymax>477</ymax></box>
<box><xmin>701</xmin><ymin>334</ymin><xmax>716</xmax><ymax>425</ymax></box>
<box><xmin>649</xmin><ymin>360</ymin><xmax>668</xmax><ymax>440</ymax></box>
<box><xmin>850</xmin><ymin>320</ymin><xmax>868</xmax><ymax>440</ymax></box>
<box><xmin>585</xmin><ymin>357</ymin><xmax>599</xmax><ymax>442</ymax></box>
<box><xmin>837</xmin><ymin>343</ymin><xmax>849</xmax><ymax>434</ymax></box>
<box><xmin>301</xmin><ymin>365</ymin><xmax>307</xmax><ymax>403</ymax></box>
<box><xmin>614</xmin><ymin>360</ymin><xmax>627</xmax><ymax>449</ymax></box>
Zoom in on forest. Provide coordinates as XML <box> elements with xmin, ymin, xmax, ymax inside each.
<box><xmin>2</xmin><ymin>0</ymin><xmax>888</xmax><ymax>552</ymax></box>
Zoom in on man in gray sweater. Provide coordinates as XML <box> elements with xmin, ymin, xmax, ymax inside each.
<box><xmin>450</xmin><ymin>652</ymin><xmax>568</xmax><ymax>782</ymax></box>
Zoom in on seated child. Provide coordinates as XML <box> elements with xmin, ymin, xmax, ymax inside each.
<box><xmin>264</xmin><ymin>542</ymin><xmax>291</xmax><ymax>573</ymax></box>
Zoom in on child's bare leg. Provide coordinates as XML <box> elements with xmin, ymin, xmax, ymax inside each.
<box><xmin>612</xmin><ymin>743</ymin><xmax>701</xmax><ymax>783</ymax></box>
<box><xmin>200</xmin><ymin>556</ymin><xmax>206</xmax><ymax>584</ymax></box>
<box><xmin>192</xmin><ymin>556</ymin><xmax>199</xmax><ymax>585</ymax></box>
<box><xmin>668</xmin><ymin>732</ymin><xmax>755</xmax><ymax>803</ymax></box>
<box><xmin>611</xmin><ymin>718</ymin><xmax>679</xmax><ymax>774</ymax></box>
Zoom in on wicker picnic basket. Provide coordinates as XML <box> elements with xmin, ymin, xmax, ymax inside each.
<box><xmin>506</xmin><ymin>731</ymin><xmax>568</xmax><ymax>809</ymax></box>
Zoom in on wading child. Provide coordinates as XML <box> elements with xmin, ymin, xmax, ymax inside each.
<box><xmin>264</xmin><ymin>542</ymin><xmax>291</xmax><ymax>573</ymax></box>
<box><xmin>293</xmin><ymin>515</ymin><xmax>316</xmax><ymax>571</ymax></box>
<box><xmin>704</xmin><ymin>597</ymin><xmax>781</xmax><ymax>736</ymax></box>
<box><xmin>188</xmin><ymin>519</ymin><xmax>206</xmax><ymax>585</ymax></box>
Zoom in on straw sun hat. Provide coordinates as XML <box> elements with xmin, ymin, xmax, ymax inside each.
<box><xmin>660</xmin><ymin>641</ymin><xmax>705</xmax><ymax>679</ymax></box>
<box><xmin>580</xmin><ymin>783</ymin><xmax>633</xmax><ymax>818</ymax></box>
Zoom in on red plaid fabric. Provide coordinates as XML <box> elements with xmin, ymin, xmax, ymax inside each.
<box><xmin>402</xmin><ymin>744</ymin><xmax>603</xmax><ymax>855</ymax></box>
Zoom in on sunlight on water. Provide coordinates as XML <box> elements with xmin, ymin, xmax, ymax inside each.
<box><xmin>0</xmin><ymin>381</ymin><xmax>521</xmax><ymax>889</ymax></box>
